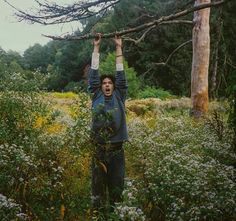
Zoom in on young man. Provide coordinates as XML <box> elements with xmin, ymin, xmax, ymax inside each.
<box><xmin>88</xmin><ymin>33</ymin><xmax>128</xmax><ymax>210</ymax></box>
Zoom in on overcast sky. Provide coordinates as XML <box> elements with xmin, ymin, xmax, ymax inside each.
<box><xmin>0</xmin><ymin>0</ymin><xmax>82</xmax><ymax>53</ymax></box>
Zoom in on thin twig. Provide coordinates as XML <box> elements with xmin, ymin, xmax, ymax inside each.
<box><xmin>123</xmin><ymin>25</ymin><xmax>156</xmax><ymax>45</ymax></box>
<box><xmin>154</xmin><ymin>40</ymin><xmax>192</xmax><ymax>66</ymax></box>
<box><xmin>4</xmin><ymin>0</ymin><xmax>121</xmax><ymax>25</ymax></box>
<box><xmin>141</xmin><ymin>39</ymin><xmax>192</xmax><ymax>77</ymax></box>
<box><xmin>124</xmin><ymin>20</ymin><xmax>193</xmax><ymax>45</ymax></box>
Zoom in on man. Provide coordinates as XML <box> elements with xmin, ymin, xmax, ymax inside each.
<box><xmin>88</xmin><ymin>33</ymin><xmax>128</xmax><ymax>211</ymax></box>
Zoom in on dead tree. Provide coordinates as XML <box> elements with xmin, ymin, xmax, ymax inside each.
<box><xmin>190</xmin><ymin>0</ymin><xmax>211</xmax><ymax>117</ymax></box>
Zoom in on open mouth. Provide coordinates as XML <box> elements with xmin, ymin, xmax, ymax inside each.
<box><xmin>105</xmin><ymin>88</ymin><xmax>110</xmax><ymax>93</ymax></box>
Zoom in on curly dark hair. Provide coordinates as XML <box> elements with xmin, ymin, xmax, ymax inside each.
<box><xmin>100</xmin><ymin>74</ymin><xmax>115</xmax><ymax>85</ymax></box>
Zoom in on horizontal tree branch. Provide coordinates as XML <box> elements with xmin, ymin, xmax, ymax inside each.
<box><xmin>41</xmin><ymin>0</ymin><xmax>231</xmax><ymax>41</ymax></box>
<box><xmin>160</xmin><ymin>20</ymin><xmax>193</xmax><ymax>25</ymax></box>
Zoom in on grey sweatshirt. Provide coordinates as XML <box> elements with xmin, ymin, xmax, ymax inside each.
<box><xmin>88</xmin><ymin>52</ymin><xmax>128</xmax><ymax>144</ymax></box>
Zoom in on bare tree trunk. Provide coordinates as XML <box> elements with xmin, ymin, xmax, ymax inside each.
<box><xmin>233</xmin><ymin>90</ymin><xmax>236</xmax><ymax>154</ymax></box>
<box><xmin>210</xmin><ymin>45</ymin><xmax>219</xmax><ymax>99</ymax></box>
<box><xmin>190</xmin><ymin>0</ymin><xmax>211</xmax><ymax>117</ymax></box>
<box><xmin>210</xmin><ymin>10</ymin><xmax>222</xmax><ymax>100</ymax></box>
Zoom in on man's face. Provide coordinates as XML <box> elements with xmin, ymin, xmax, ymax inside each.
<box><xmin>102</xmin><ymin>77</ymin><xmax>114</xmax><ymax>97</ymax></box>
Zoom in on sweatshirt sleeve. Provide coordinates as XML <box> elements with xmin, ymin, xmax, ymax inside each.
<box><xmin>91</xmin><ymin>52</ymin><xmax>99</xmax><ymax>70</ymax></box>
<box><xmin>88</xmin><ymin>52</ymin><xmax>101</xmax><ymax>93</ymax></box>
<box><xmin>115</xmin><ymin>63</ymin><xmax>128</xmax><ymax>100</ymax></box>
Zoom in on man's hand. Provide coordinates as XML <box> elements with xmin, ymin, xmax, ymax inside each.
<box><xmin>93</xmin><ymin>33</ymin><xmax>102</xmax><ymax>52</ymax></box>
<box><xmin>114</xmin><ymin>35</ymin><xmax>122</xmax><ymax>48</ymax></box>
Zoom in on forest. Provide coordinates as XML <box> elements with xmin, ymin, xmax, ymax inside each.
<box><xmin>0</xmin><ymin>0</ymin><xmax>236</xmax><ymax>220</ymax></box>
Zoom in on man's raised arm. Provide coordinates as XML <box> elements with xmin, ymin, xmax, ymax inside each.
<box><xmin>114</xmin><ymin>36</ymin><xmax>128</xmax><ymax>99</ymax></box>
<box><xmin>88</xmin><ymin>34</ymin><xmax>101</xmax><ymax>94</ymax></box>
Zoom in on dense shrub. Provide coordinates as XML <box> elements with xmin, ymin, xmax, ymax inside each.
<box><xmin>138</xmin><ymin>86</ymin><xmax>174</xmax><ymax>99</ymax></box>
<box><xmin>123</xmin><ymin>112</ymin><xmax>236</xmax><ymax>221</ymax></box>
<box><xmin>64</xmin><ymin>81</ymin><xmax>87</xmax><ymax>93</ymax></box>
<box><xmin>0</xmin><ymin>91</ymin><xmax>48</xmax><ymax>144</ymax></box>
<box><xmin>0</xmin><ymin>194</ymin><xmax>27</xmax><ymax>221</ymax></box>
<box><xmin>0</xmin><ymin>71</ymin><xmax>48</xmax><ymax>92</ymax></box>
<box><xmin>0</xmin><ymin>90</ymin><xmax>235</xmax><ymax>221</ymax></box>
<box><xmin>0</xmin><ymin>91</ymin><xmax>93</xmax><ymax>220</ymax></box>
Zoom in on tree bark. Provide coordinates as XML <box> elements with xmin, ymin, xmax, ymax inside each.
<box><xmin>190</xmin><ymin>0</ymin><xmax>211</xmax><ymax>117</ymax></box>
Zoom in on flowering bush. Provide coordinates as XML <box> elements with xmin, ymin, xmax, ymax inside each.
<box><xmin>0</xmin><ymin>194</ymin><xmax>27</xmax><ymax>220</ymax></box>
<box><xmin>0</xmin><ymin>91</ymin><xmax>92</xmax><ymax>220</ymax></box>
<box><xmin>124</xmin><ymin>111</ymin><xmax>236</xmax><ymax>221</ymax></box>
<box><xmin>0</xmin><ymin>91</ymin><xmax>49</xmax><ymax>145</ymax></box>
<box><xmin>0</xmin><ymin>71</ymin><xmax>48</xmax><ymax>92</ymax></box>
<box><xmin>0</xmin><ymin>91</ymin><xmax>235</xmax><ymax>221</ymax></box>
<box><xmin>114</xmin><ymin>179</ymin><xmax>146</xmax><ymax>221</ymax></box>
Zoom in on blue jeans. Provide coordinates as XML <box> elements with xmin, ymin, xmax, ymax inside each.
<box><xmin>91</xmin><ymin>143</ymin><xmax>125</xmax><ymax>209</ymax></box>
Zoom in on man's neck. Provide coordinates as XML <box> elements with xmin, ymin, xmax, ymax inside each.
<box><xmin>105</xmin><ymin>95</ymin><xmax>112</xmax><ymax>99</ymax></box>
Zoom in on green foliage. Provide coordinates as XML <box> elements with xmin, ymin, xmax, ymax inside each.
<box><xmin>123</xmin><ymin>111</ymin><xmax>236</xmax><ymax>221</ymax></box>
<box><xmin>100</xmin><ymin>52</ymin><xmax>141</xmax><ymax>98</ymax></box>
<box><xmin>106</xmin><ymin>0</ymin><xmax>193</xmax><ymax>96</ymax></box>
<box><xmin>0</xmin><ymin>0</ymin><xmax>236</xmax><ymax>218</ymax></box>
<box><xmin>64</xmin><ymin>81</ymin><xmax>87</xmax><ymax>93</ymax></box>
<box><xmin>0</xmin><ymin>194</ymin><xmax>27</xmax><ymax>221</ymax></box>
<box><xmin>0</xmin><ymin>47</ymin><xmax>48</xmax><ymax>92</ymax></box>
<box><xmin>206</xmin><ymin>2</ymin><xmax>236</xmax><ymax>100</ymax></box>
<box><xmin>0</xmin><ymin>92</ymin><xmax>92</xmax><ymax>220</ymax></box>
<box><xmin>0</xmin><ymin>71</ymin><xmax>48</xmax><ymax>92</ymax></box>
<box><xmin>138</xmin><ymin>86</ymin><xmax>173</xmax><ymax>100</ymax></box>
<box><xmin>0</xmin><ymin>91</ymin><xmax>235</xmax><ymax>220</ymax></box>
<box><xmin>0</xmin><ymin>48</ymin><xmax>24</xmax><ymax>75</ymax></box>
<box><xmin>0</xmin><ymin>91</ymin><xmax>48</xmax><ymax>144</ymax></box>
<box><xmin>45</xmin><ymin>38</ymin><xmax>92</xmax><ymax>91</ymax></box>
<box><xmin>8</xmin><ymin>60</ymin><xmax>24</xmax><ymax>73</ymax></box>
<box><xmin>215</xmin><ymin>0</ymin><xmax>236</xmax><ymax>152</ymax></box>
<box><xmin>45</xmin><ymin>70</ymin><xmax>66</xmax><ymax>91</ymax></box>
<box><xmin>0</xmin><ymin>48</ymin><xmax>24</xmax><ymax>68</ymax></box>
<box><xmin>23</xmin><ymin>43</ymin><xmax>58</xmax><ymax>73</ymax></box>
<box><xmin>0</xmin><ymin>91</ymin><xmax>72</xmax><ymax>219</ymax></box>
